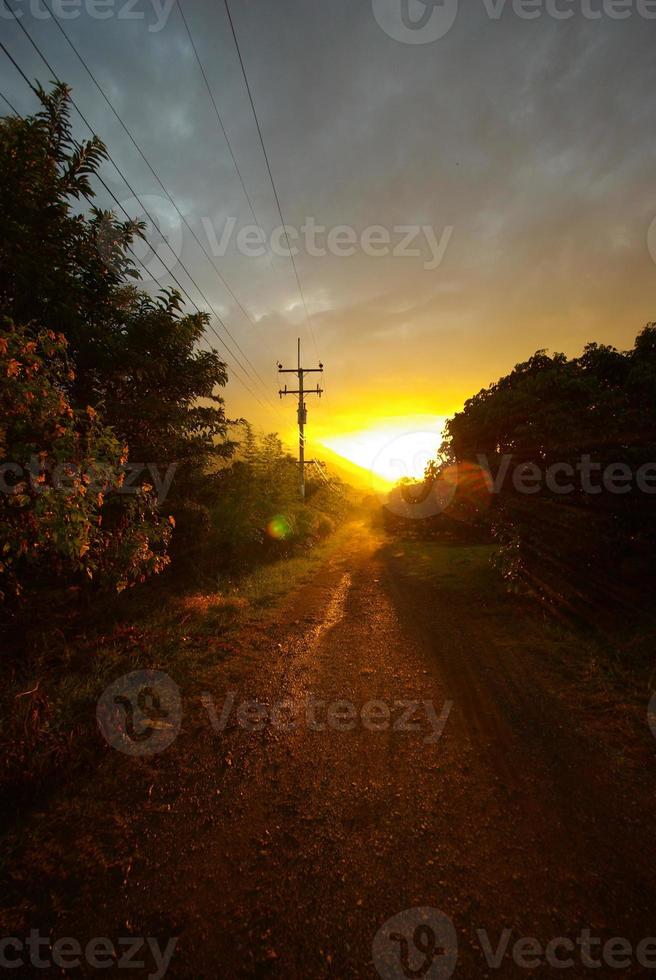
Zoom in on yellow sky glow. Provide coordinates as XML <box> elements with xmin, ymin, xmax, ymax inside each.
<box><xmin>319</xmin><ymin>415</ymin><xmax>447</xmax><ymax>490</ymax></box>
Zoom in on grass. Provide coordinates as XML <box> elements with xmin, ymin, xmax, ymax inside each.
<box><xmin>386</xmin><ymin>539</ymin><xmax>499</xmax><ymax>594</ymax></box>
<box><xmin>0</xmin><ymin>524</ymin><xmax>350</xmax><ymax>821</ymax></box>
<box><xmin>384</xmin><ymin>533</ymin><xmax>656</xmax><ymax>794</ymax></box>
<box><xmin>386</xmin><ymin>534</ymin><xmax>656</xmax><ymax>708</ymax></box>
<box><xmin>230</xmin><ymin>543</ymin><xmax>340</xmax><ymax>609</ymax></box>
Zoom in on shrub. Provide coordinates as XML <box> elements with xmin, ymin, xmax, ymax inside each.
<box><xmin>0</xmin><ymin>320</ymin><xmax>171</xmax><ymax>600</ymax></box>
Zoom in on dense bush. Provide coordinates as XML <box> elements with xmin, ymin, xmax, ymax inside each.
<box><xmin>208</xmin><ymin>427</ymin><xmax>348</xmax><ymax>571</ymax></box>
<box><xmin>0</xmin><ymin>321</ymin><xmax>171</xmax><ymax>600</ymax></box>
<box><xmin>432</xmin><ymin>326</ymin><xmax>656</xmax><ymax>614</ymax></box>
<box><xmin>0</xmin><ymin>84</ymin><xmax>231</xmax><ymax>602</ymax></box>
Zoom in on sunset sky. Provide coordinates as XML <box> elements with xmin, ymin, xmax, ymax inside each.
<box><xmin>2</xmin><ymin>0</ymin><xmax>656</xmax><ymax>483</ymax></box>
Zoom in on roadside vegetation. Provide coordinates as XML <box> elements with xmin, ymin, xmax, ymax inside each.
<box><xmin>387</xmin><ymin>331</ymin><xmax>656</xmax><ymax>628</ymax></box>
<box><xmin>0</xmin><ymin>85</ymin><xmax>353</xmax><ymax>820</ymax></box>
<box><xmin>382</xmin><ymin>337</ymin><xmax>656</xmax><ymax>715</ymax></box>
<box><xmin>438</xmin><ymin>334</ymin><xmax>656</xmax><ymax>616</ymax></box>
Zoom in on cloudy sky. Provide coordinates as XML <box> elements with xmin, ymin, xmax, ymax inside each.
<box><xmin>2</xmin><ymin>0</ymin><xmax>656</xmax><ymax>475</ymax></box>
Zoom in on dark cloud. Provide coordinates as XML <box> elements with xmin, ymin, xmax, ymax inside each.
<box><xmin>2</xmin><ymin>0</ymin><xmax>655</xmax><ymax>434</ymax></box>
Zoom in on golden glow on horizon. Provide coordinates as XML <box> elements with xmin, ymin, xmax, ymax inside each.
<box><xmin>320</xmin><ymin>416</ymin><xmax>447</xmax><ymax>489</ymax></box>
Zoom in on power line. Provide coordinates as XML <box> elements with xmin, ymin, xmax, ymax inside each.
<box><xmin>0</xmin><ymin>32</ymin><xmax>269</xmax><ymax>408</ymax></box>
<box><xmin>36</xmin><ymin>0</ymin><xmax>276</xmax><ymax>381</ymax></box>
<box><xmin>0</xmin><ymin>37</ymin><xmax>38</xmax><ymax>93</ymax></box>
<box><xmin>312</xmin><ymin>459</ymin><xmax>342</xmax><ymax>494</ymax></box>
<box><xmin>175</xmin><ymin>0</ymin><xmax>282</xmax><ymax>364</ymax></box>
<box><xmin>0</xmin><ymin>3</ymin><xmax>277</xmax><ymax>410</ymax></box>
<box><xmin>0</xmin><ymin>88</ymin><xmax>18</xmax><ymax>115</ymax></box>
<box><xmin>2</xmin><ymin>0</ymin><xmax>265</xmax><ymax>394</ymax></box>
<box><xmin>223</xmin><ymin>0</ymin><xmax>320</xmax><ymax>361</ymax></box>
<box><xmin>222</xmin><ymin>1</ymin><xmax>335</xmax><ymax>435</ymax></box>
<box><xmin>175</xmin><ymin>0</ymin><xmax>269</xmax><ymax>246</ymax></box>
<box><xmin>94</xmin><ymin>173</ymin><xmax>270</xmax><ymax>408</ymax></box>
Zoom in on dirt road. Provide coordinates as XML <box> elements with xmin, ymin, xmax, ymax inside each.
<box><xmin>10</xmin><ymin>522</ymin><xmax>656</xmax><ymax>978</ymax></box>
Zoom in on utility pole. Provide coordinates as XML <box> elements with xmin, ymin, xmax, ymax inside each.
<box><xmin>278</xmin><ymin>338</ymin><xmax>324</xmax><ymax>502</ymax></box>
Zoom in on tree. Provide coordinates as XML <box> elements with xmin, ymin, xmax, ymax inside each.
<box><xmin>0</xmin><ymin>84</ymin><xmax>136</xmax><ymax>361</ymax></box>
<box><xmin>0</xmin><ymin>84</ymin><xmax>234</xmax><ymax>596</ymax></box>
<box><xmin>434</xmin><ymin>326</ymin><xmax>656</xmax><ymax>613</ymax></box>
<box><xmin>0</xmin><ymin>321</ymin><xmax>171</xmax><ymax>600</ymax></box>
<box><xmin>0</xmin><ymin>83</ymin><xmax>232</xmax><ymax>484</ymax></box>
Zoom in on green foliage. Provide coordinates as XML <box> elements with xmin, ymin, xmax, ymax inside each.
<box><xmin>0</xmin><ymin>83</ymin><xmax>233</xmax><ymax>601</ymax></box>
<box><xmin>0</xmin><ymin>321</ymin><xmax>171</xmax><ymax>599</ymax></box>
<box><xmin>442</xmin><ymin>329</ymin><xmax>656</xmax><ymax>462</ymax></box>
<box><xmin>0</xmin><ymin>83</ymin><xmax>231</xmax><ymax>483</ymax></box>
<box><xmin>437</xmin><ymin>326</ymin><xmax>656</xmax><ymax>614</ymax></box>
<box><xmin>0</xmin><ymin>83</ymin><xmax>137</xmax><ymax>351</ymax></box>
<box><xmin>209</xmin><ymin>426</ymin><xmax>348</xmax><ymax>569</ymax></box>
<box><xmin>97</xmin><ymin>288</ymin><xmax>231</xmax><ymax>466</ymax></box>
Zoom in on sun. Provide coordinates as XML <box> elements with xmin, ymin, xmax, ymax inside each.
<box><xmin>321</xmin><ymin>416</ymin><xmax>447</xmax><ymax>489</ymax></box>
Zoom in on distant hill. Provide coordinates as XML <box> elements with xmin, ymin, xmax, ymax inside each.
<box><xmin>312</xmin><ymin>445</ymin><xmax>381</xmax><ymax>491</ymax></box>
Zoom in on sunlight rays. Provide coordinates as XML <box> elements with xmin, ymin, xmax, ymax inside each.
<box><xmin>320</xmin><ymin>415</ymin><xmax>447</xmax><ymax>489</ymax></box>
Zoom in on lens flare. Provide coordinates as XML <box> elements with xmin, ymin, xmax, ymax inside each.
<box><xmin>266</xmin><ymin>515</ymin><xmax>293</xmax><ymax>540</ymax></box>
<box><xmin>440</xmin><ymin>461</ymin><xmax>493</xmax><ymax>522</ymax></box>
